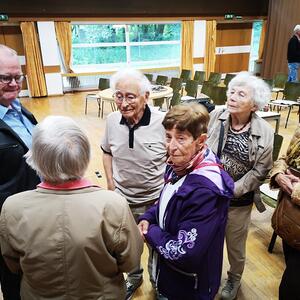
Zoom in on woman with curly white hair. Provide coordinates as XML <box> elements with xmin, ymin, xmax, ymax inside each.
<box><xmin>207</xmin><ymin>72</ymin><xmax>274</xmax><ymax>300</ymax></box>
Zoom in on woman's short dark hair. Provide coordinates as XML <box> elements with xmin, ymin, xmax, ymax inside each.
<box><xmin>162</xmin><ymin>103</ymin><xmax>210</xmax><ymax>139</ymax></box>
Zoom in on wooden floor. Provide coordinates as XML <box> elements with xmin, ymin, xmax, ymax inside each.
<box><xmin>16</xmin><ymin>91</ymin><xmax>299</xmax><ymax>300</ymax></box>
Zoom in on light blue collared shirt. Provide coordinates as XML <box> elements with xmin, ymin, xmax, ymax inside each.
<box><xmin>0</xmin><ymin>99</ymin><xmax>35</xmax><ymax>149</ymax></box>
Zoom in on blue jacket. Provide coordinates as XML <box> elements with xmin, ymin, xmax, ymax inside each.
<box><xmin>140</xmin><ymin>149</ymin><xmax>234</xmax><ymax>300</ymax></box>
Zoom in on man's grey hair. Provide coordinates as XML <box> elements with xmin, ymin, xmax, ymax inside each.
<box><xmin>26</xmin><ymin>116</ymin><xmax>90</xmax><ymax>184</ymax></box>
<box><xmin>110</xmin><ymin>67</ymin><xmax>152</xmax><ymax>95</ymax></box>
<box><xmin>294</xmin><ymin>25</ymin><xmax>300</xmax><ymax>34</ymax></box>
<box><xmin>0</xmin><ymin>44</ymin><xmax>17</xmax><ymax>56</ymax></box>
<box><xmin>227</xmin><ymin>71</ymin><xmax>271</xmax><ymax>110</ymax></box>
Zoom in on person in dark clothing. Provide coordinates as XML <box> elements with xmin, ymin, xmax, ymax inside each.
<box><xmin>0</xmin><ymin>44</ymin><xmax>40</xmax><ymax>299</ymax></box>
<box><xmin>287</xmin><ymin>25</ymin><xmax>300</xmax><ymax>82</ymax></box>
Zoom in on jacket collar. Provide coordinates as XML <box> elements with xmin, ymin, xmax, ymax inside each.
<box><xmin>120</xmin><ymin>104</ymin><xmax>151</xmax><ymax>127</ymax></box>
<box><xmin>218</xmin><ymin>109</ymin><xmax>263</xmax><ymax>137</ymax></box>
<box><xmin>38</xmin><ymin>178</ymin><xmax>99</xmax><ymax>190</ymax></box>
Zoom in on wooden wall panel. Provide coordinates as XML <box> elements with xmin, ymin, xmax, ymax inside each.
<box><xmin>1</xmin><ymin>26</ymin><xmax>24</xmax><ymax>55</ymax></box>
<box><xmin>216</xmin><ymin>23</ymin><xmax>252</xmax><ymax>47</ymax></box>
<box><xmin>215</xmin><ymin>53</ymin><xmax>250</xmax><ymax>73</ymax></box>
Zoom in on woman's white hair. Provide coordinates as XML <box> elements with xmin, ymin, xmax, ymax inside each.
<box><xmin>110</xmin><ymin>67</ymin><xmax>151</xmax><ymax>95</ymax></box>
<box><xmin>227</xmin><ymin>71</ymin><xmax>271</xmax><ymax>110</ymax></box>
<box><xmin>294</xmin><ymin>25</ymin><xmax>300</xmax><ymax>33</ymax></box>
<box><xmin>26</xmin><ymin>116</ymin><xmax>90</xmax><ymax>184</ymax></box>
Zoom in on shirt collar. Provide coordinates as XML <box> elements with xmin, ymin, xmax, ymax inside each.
<box><xmin>0</xmin><ymin>98</ymin><xmax>21</xmax><ymax>120</ymax></box>
<box><xmin>120</xmin><ymin>104</ymin><xmax>151</xmax><ymax>127</ymax></box>
<box><xmin>38</xmin><ymin>178</ymin><xmax>99</xmax><ymax>190</ymax></box>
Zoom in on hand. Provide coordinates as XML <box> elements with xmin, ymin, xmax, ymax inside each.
<box><xmin>275</xmin><ymin>170</ymin><xmax>300</xmax><ymax>195</ymax></box>
<box><xmin>107</xmin><ymin>180</ymin><xmax>115</xmax><ymax>191</ymax></box>
<box><xmin>138</xmin><ymin>220</ymin><xmax>149</xmax><ymax>237</ymax></box>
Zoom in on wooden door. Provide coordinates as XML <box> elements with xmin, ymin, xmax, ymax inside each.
<box><xmin>215</xmin><ymin>23</ymin><xmax>252</xmax><ymax>74</ymax></box>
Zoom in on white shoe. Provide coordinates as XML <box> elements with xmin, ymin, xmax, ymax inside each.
<box><xmin>221</xmin><ymin>277</ymin><xmax>241</xmax><ymax>300</ymax></box>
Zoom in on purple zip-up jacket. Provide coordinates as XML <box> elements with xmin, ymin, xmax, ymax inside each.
<box><xmin>140</xmin><ymin>149</ymin><xmax>234</xmax><ymax>300</ymax></box>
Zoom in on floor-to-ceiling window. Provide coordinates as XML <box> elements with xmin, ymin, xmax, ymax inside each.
<box><xmin>71</xmin><ymin>22</ymin><xmax>181</xmax><ymax>72</ymax></box>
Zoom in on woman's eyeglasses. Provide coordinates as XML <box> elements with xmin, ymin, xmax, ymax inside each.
<box><xmin>0</xmin><ymin>74</ymin><xmax>25</xmax><ymax>84</ymax></box>
<box><xmin>113</xmin><ymin>91</ymin><xmax>139</xmax><ymax>104</ymax></box>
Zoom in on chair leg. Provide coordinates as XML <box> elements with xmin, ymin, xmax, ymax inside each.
<box><xmin>101</xmin><ymin>100</ymin><xmax>104</xmax><ymax>118</ymax></box>
<box><xmin>268</xmin><ymin>231</ymin><xmax>277</xmax><ymax>253</ymax></box>
<box><xmin>97</xmin><ymin>98</ymin><xmax>101</xmax><ymax>118</ymax></box>
<box><xmin>85</xmin><ymin>97</ymin><xmax>88</xmax><ymax>114</ymax></box>
<box><xmin>285</xmin><ymin>106</ymin><xmax>292</xmax><ymax>128</ymax></box>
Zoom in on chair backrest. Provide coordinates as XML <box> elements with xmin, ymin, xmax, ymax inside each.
<box><xmin>224</xmin><ymin>73</ymin><xmax>236</xmax><ymax>86</ymax></box>
<box><xmin>180</xmin><ymin>69</ymin><xmax>191</xmax><ymax>83</ymax></box>
<box><xmin>193</xmin><ymin>71</ymin><xmax>206</xmax><ymax>84</ymax></box>
<box><xmin>156</xmin><ymin>75</ymin><xmax>168</xmax><ymax>86</ymax></box>
<box><xmin>263</xmin><ymin>78</ymin><xmax>274</xmax><ymax>88</ymax></box>
<box><xmin>144</xmin><ymin>73</ymin><xmax>153</xmax><ymax>82</ymax></box>
<box><xmin>207</xmin><ymin>72</ymin><xmax>222</xmax><ymax>85</ymax></box>
<box><xmin>273</xmin><ymin>73</ymin><xmax>288</xmax><ymax>89</ymax></box>
<box><xmin>98</xmin><ymin>78</ymin><xmax>110</xmax><ymax>90</ymax></box>
<box><xmin>210</xmin><ymin>86</ymin><xmax>227</xmax><ymax>105</ymax></box>
<box><xmin>283</xmin><ymin>82</ymin><xmax>300</xmax><ymax>100</ymax></box>
<box><xmin>201</xmin><ymin>81</ymin><xmax>213</xmax><ymax>97</ymax></box>
<box><xmin>152</xmin><ymin>98</ymin><xmax>164</xmax><ymax>109</ymax></box>
<box><xmin>170</xmin><ymin>77</ymin><xmax>183</xmax><ymax>93</ymax></box>
<box><xmin>273</xmin><ymin>133</ymin><xmax>284</xmax><ymax>161</ymax></box>
<box><xmin>185</xmin><ymin>79</ymin><xmax>199</xmax><ymax>98</ymax></box>
<box><xmin>169</xmin><ymin>91</ymin><xmax>181</xmax><ymax>108</ymax></box>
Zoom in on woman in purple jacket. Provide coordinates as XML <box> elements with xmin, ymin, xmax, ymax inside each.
<box><xmin>138</xmin><ymin>104</ymin><xmax>234</xmax><ymax>300</ymax></box>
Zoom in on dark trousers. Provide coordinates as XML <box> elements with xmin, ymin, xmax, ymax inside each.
<box><xmin>0</xmin><ymin>254</ymin><xmax>21</xmax><ymax>300</ymax></box>
<box><xmin>279</xmin><ymin>241</ymin><xmax>300</xmax><ymax>300</ymax></box>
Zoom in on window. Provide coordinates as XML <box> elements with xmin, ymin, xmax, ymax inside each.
<box><xmin>71</xmin><ymin>23</ymin><xmax>181</xmax><ymax>72</ymax></box>
<box><xmin>248</xmin><ymin>21</ymin><xmax>263</xmax><ymax>72</ymax></box>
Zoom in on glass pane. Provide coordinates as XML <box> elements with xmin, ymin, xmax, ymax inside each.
<box><xmin>72</xmin><ymin>24</ymin><xmax>125</xmax><ymax>44</ymax></box>
<box><xmin>129</xmin><ymin>24</ymin><xmax>181</xmax><ymax>42</ymax></box>
<box><xmin>72</xmin><ymin>47</ymin><xmax>126</xmax><ymax>65</ymax></box>
<box><xmin>130</xmin><ymin>44</ymin><xmax>180</xmax><ymax>62</ymax></box>
<box><xmin>249</xmin><ymin>21</ymin><xmax>263</xmax><ymax>72</ymax></box>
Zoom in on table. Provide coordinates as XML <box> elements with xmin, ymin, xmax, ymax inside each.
<box><xmin>98</xmin><ymin>86</ymin><xmax>173</xmax><ymax>117</ymax></box>
<box><xmin>270</xmin><ymin>99</ymin><xmax>300</xmax><ymax>128</ymax></box>
<box><xmin>256</xmin><ymin>111</ymin><xmax>281</xmax><ymax>134</ymax></box>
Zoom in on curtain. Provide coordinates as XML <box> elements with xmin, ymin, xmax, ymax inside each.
<box><xmin>20</xmin><ymin>22</ymin><xmax>47</xmax><ymax>97</ymax></box>
<box><xmin>204</xmin><ymin>20</ymin><xmax>216</xmax><ymax>80</ymax></box>
<box><xmin>181</xmin><ymin>21</ymin><xmax>194</xmax><ymax>73</ymax></box>
<box><xmin>258</xmin><ymin>20</ymin><xmax>267</xmax><ymax>60</ymax></box>
<box><xmin>55</xmin><ymin>21</ymin><xmax>79</xmax><ymax>89</ymax></box>
<box><xmin>261</xmin><ymin>0</ymin><xmax>300</xmax><ymax>78</ymax></box>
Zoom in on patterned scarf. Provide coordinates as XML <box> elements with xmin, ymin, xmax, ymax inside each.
<box><xmin>286</xmin><ymin>139</ymin><xmax>300</xmax><ymax>170</ymax></box>
<box><xmin>166</xmin><ymin>145</ymin><xmax>208</xmax><ymax>177</ymax></box>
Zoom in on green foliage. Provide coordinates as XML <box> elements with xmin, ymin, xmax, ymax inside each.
<box><xmin>71</xmin><ymin>23</ymin><xmax>181</xmax><ymax>66</ymax></box>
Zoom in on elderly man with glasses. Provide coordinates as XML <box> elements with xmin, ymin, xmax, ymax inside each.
<box><xmin>101</xmin><ymin>68</ymin><xmax>166</xmax><ymax>300</ymax></box>
<box><xmin>0</xmin><ymin>44</ymin><xmax>40</xmax><ymax>299</ymax></box>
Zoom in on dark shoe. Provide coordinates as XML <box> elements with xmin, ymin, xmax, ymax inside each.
<box><xmin>125</xmin><ymin>277</ymin><xmax>143</xmax><ymax>300</ymax></box>
<box><xmin>221</xmin><ymin>277</ymin><xmax>241</xmax><ymax>300</ymax></box>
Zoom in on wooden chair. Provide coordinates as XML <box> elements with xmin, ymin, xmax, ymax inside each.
<box><xmin>193</xmin><ymin>71</ymin><xmax>206</xmax><ymax>84</ymax></box>
<box><xmin>272</xmin><ymin>73</ymin><xmax>288</xmax><ymax>99</ymax></box>
<box><xmin>85</xmin><ymin>78</ymin><xmax>110</xmax><ymax>117</ymax></box>
<box><xmin>169</xmin><ymin>92</ymin><xmax>181</xmax><ymax>108</ymax></box>
<box><xmin>144</xmin><ymin>73</ymin><xmax>153</xmax><ymax>83</ymax></box>
<box><xmin>207</xmin><ymin>72</ymin><xmax>222</xmax><ymax>85</ymax></box>
<box><xmin>270</xmin><ymin>82</ymin><xmax>300</xmax><ymax>127</ymax></box>
<box><xmin>169</xmin><ymin>77</ymin><xmax>183</xmax><ymax>93</ymax></box>
<box><xmin>210</xmin><ymin>86</ymin><xmax>227</xmax><ymax>105</ymax></box>
<box><xmin>180</xmin><ymin>69</ymin><xmax>191</xmax><ymax>83</ymax></box>
<box><xmin>181</xmin><ymin>79</ymin><xmax>199</xmax><ymax>101</ymax></box>
<box><xmin>260</xmin><ymin>133</ymin><xmax>284</xmax><ymax>253</ymax></box>
<box><xmin>155</xmin><ymin>75</ymin><xmax>168</xmax><ymax>86</ymax></box>
<box><xmin>224</xmin><ymin>73</ymin><xmax>236</xmax><ymax>86</ymax></box>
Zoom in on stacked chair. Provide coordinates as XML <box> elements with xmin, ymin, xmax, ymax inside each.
<box><xmin>85</xmin><ymin>77</ymin><xmax>110</xmax><ymax>117</ymax></box>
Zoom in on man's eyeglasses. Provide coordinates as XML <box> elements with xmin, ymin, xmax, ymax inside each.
<box><xmin>0</xmin><ymin>74</ymin><xmax>25</xmax><ymax>84</ymax></box>
<box><xmin>113</xmin><ymin>91</ymin><xmax>139</xmax><ymax>104</ymax></box>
